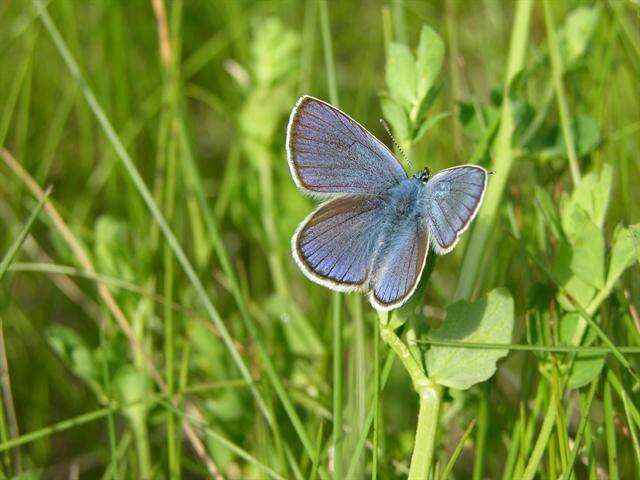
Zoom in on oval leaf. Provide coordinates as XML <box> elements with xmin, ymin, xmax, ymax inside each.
<box><xmin>426</xmin><ymin>287</ymin><xmax>514</xmax><ymax>390</ymax></box>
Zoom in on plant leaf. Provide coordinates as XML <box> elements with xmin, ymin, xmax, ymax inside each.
<box><xmin>561</xmin><ymin>164</ymin><xmax>612</xmax><ymax>237</ymax></box>
<box><xmin>569</xmin><ymin>209</ymin><xmax>605</xmax><ymax>289</ymax></box>
<box><xmin>412</xmin><ymin>111</ymin><xmax>450</xmax><ymax>143</ymax></box>
<box><xmin>415</xmin><ymin>25</ymin><xmax>445</xmax><ymax>104</ymax></box>
<box><xmin>560</xmin><ymin>6</ymin><xmax>601</xmax><ymax>67</ymax></box>
<box><xmin>385</xmin><ymin>42</ymin><xmax>417</xmax><ymax>109</ymax></box>
<box><xmin>554</xmin><ymin>239</ymin><xmax>596</xmax><ymax>310</ymax></box>
<box><xmin>559</xmin><ymin>313</ymin><xmax>605</xmax><ymax>388</ymax></box>
<box><xmin>426</xmin><ymin>288</ymin><xmax>514</xmax><ymax>390</ymax></box>
<box><xmin>46</xmin><ymin>325</ymin><xmax>97</xmax><ymax>386</ymax></box>
<box><xmin>381</xmin><ymin>95</ymin><xmax>411</xmax><ymax>142</ymax></box>
<box><xmin>607</xmin><ymin>224</ymin><xmax>640</xmax><ymax>286</ymax></box>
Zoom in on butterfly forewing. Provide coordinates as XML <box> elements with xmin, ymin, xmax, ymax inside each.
<box><xmin>293</xmin><ymin>194</ymin><xmax>385</xmax><ymax>290</ymax></box>
<box><xmin>369</xmin><ymin>222</ymin><xmax>430</xmax><ymax>311</ymax></box>
<box><xmin>425</xmin><ymin>165</ymin><xmax>488</xmax><ymax>254</ymax></box>
<box><xmin>287</xmin><ymin>96</ymin><xmax>407</xmax><ymax>196</ymax></box>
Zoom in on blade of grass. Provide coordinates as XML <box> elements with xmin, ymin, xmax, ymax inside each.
<box><xmin>332</xmin><ymin>292</ymin><xmax>343</xmax><ymax>479</ymax></box>
<box><xmin>472</xmin><ymin>386</ymin><xmax>488</xmax><ymax>480</ymax></box>
<box><xmin>0</xmin><ymin>317</ymin><xmax>20</xmax><ymax>474</ymax></box>
<box><xmin>150</xmin><ymin>0</ymin><xmax>183</xmax><ymax>475</ymax></box>
<box><xmin>345</xmin><ymin>349</ymin><xmax>395</xmax><ymax>479</ymax></box>
<box><xmin>318</xmin><ymin>0</ymin><xmax>339</xmax><ymax>106</ymax></box>
<box><xmin>0</xmin><ymin>186</ymin><xmax>50</xmax><ymax>281</ymax></box>
<box><xmin>455</xmin><ymin>0</ymin><xmax>534</xmax><ymax>300</ymax></box>
<box><xmin>607</xmin><ymin>370</ymin><xmax>640</xmax><ymax>429</ymax></box>
<box><xmin>32</xmin><ymin>0</ymin><xmax>273</xmax><ymax>428</ymax></box>
<box><xmin>442</xmin><ymin>419</ymin><xmax>476</xmax><ymax>479</ymax></box>
<box><xmin>310</xmin><ymin>421</ymin><xmax>324</xmax><ymax>480</ymax></box>
<box><xmin>558</xmin><ymin>377</ymin><xmax>598</xmax><ymax>480</ymax></box>
<box><xmin>99</xmin><ymin>325</ymin><xmax>119</xmax><ymax>480</ymax></box>
<box><xmin>414</xmin><ymin>339</ymin><xmax>640</xmax><ymax>354</ymax></box>
<box><xmin>542</xmin><ymin>0</ymin><xmax>581</xmax><ymax>186</ymax></box>
<box><xmin>521</xmin><ymin>390</ymin><xmax>558</xmax><ymax>480</ymax></box>
<box><xmin>372</xmin><ymin>308</ymin><xmax>380</xmax><ymax>480</ymax></box>
<box><xmin>177</xmin><ymin>119</ymin><xmax>328</xmax><ymax>479</ymax></box>
<box><xmin>318</xmin><ymin>2</ymin><xmax>343</xmax><ymax>477</ymax></box>
<box><xmin>603</xmin><ymin>377</ymin><xmax>619</xmax><ymax>480</ymax></box>
<box><xmin>0</xmin><ymin>148</ymin><xmax>221</xmax><ymax>477</ymax></box>
<box><xmin>620</xmin><ymin>381</ymin><xmax>640</xmax><ymax>471</ymax></box>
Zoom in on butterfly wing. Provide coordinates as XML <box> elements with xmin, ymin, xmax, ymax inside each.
<box><xmin>293</xmin><ymin>194</ymin><xmax>385</xmax><ymax>290</ymax></box>
<box><xmin>287</xmin><ymin>96</ymin><xmax>407</xmax><ymax>197</ymax></box>
<box><xmin>425</xmin><ymin>165</ymin><xmax>488</xmax><ymax>255</ymax></box>
<box><xmin>369</xmin><ymin>221</ymin><xmax>430</xmax><ymax>311</ymax></box>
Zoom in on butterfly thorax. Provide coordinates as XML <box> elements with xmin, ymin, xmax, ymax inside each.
<box><xmin>382</xmin><ymin>178</ymin><xmax>428</xmax><ymax>223</ymax></box>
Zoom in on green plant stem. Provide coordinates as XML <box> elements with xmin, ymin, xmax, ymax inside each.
<box><xmin>379</xmin><ymin>319</ymin><xmax>441</xmax><ymax>478</ymax></box>
<box><xmin>332</xmin><ymin>293</ymin><xmax>343</xmax><ymax>479</ymax></box>
<box><xmin>0</xmin><ymin>186</ymin><xmax>51</xmax><ymax>281</ymax></box>
<box><xmin>372</xmin><ymin>312</ymin><xmax>380</xmax><ymax>480</ymax></box>
<box><xmin>455</xmin><ymin>0</ymin><xmax>533</xmax><ymax>301</ymax></box>
<box><xmin>161</xmin><ymin>0</ymin><xmax>183</xmax><ymax>475</ymax></box>
<box><xmin>318</xmin><ymin>0</ymin><xmax>339</xmax><ymax>106</ymax></box>
<box><xmin>542</xmin><ymin>0</ymin><xmax>581</xmax><ymax>186</ymax></box>
<box><xmin>408</xmin><ymin>382</ymin><xmax>442</xmax><ymax>480</ymax></box>
<box><xmin>604</xmin><ymin>378</ymin><xmax>619</xmax><ymax>480</ymax></box>
<box><xmin>521</xmin><ymin>391</ymin><xmax>558</xmax><ymax>480</ymax></box>
<box><xmin>472</xmin><ymin>386</ymin><xmax>488</xmax><ymax>480</ymax></box>
<box><xmin>559</xmin><ymin>377</ymin><xmax>598</xmax><ymax>480</ymax></box>
<box><xmin>345</xmin><ymin>349</ymin><xmax>395</xmax><ymax>479</ymax></box>
<box><xmin>318</xmin><ymin>3</ymin><xmax>344</xmax><ymax>477</ymax></box>
<box><xmin>443</xmin><ymin>419</ymin><xmax>476</xmax><ymax>479</ymax></box>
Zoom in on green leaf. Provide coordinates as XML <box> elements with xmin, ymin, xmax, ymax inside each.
<box><xmin>560</xmin><ymin>6</ymin><xmax>600</xmax><ymax>67</ymax></box>
<box><xmin>568</xmin><ymin>351</ymin><xmax>605</xmax><ymax>389</ymax></box>
<box><xmin>46</xmin><ymin>325</ymin><xmax>97</xmax><ymax>385</ymax></box>
<box><xmin>561</xmin><ymin>164</ymin><xmax>612</xmax><ymax>237</ymax></box>
<box><xmin>560</xmin><ymin>116</ymin><xmax>601</xmax><ymax>158</ymax></box>
<box><xmin>459</xmin><ymin>102</ymin><xmax>499</xmax><ymax>140</ymax></box>
<box><xmin>385</xmin><ymin>42</ymin><xmax>417</xmax><ymax>109</ymax></box>
<box><xmin>569</xmin><ymin>209</ymin><xmax>605</xmax><ymax>289</ymax></box>
<box><xmin>559</xmin><ymin>313</ymin><xmax>605</xmax><ymax>388</ymax></box>
<box><xmin>607</xmin><ymin>224</ymin><xmax>640</xmax><ymax>286</ymax></box>
<box><xmin>426</xmin><ymin>288</ymin><xmax>514</xmax><ymax>390</ymax></box>
<box><xmin>381</xmin><ymin>95</ymin><xmax>411</xmax><ymax>142</ymax></box>
<box><xmin>94</xmin><ymin>215</ymin><xmax>136</xmax><ymax>282</ymax></box>
<box><xmin>412</xmin><ymin>111</ymin><xmax>450</xmax><ymax>143</ymax></box>
<box><xmin>554</xmin><ymin>239</ymin><xmax>596</xmax><ymax>310</ymax></box>
<box><xmin>415</xmin><ymin>25</ymin><xmax>445</xmax><ymax>104</ymax></box>
<box><xmin>534</xmin><ymin>186</ymin><xmax>565</xmax><ymax>242</ymax></box>
<box><xmin>114</xmin><ymin>365</ymin><xmax>152</xmax><ymax>423</ymax></box>
<box><xmin>530</xmin><ymin>116</ymin><xmax>601</xmax><ymax>160</ymax></box>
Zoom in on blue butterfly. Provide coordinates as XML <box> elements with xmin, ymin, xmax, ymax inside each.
<box><xmin>287</xmin><ymin>96</ymin><xmax>488</xmax><ymax>311</ymax></box>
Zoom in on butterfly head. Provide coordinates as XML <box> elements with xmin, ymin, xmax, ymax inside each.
<box><xmin>415</xmin><ymin>167</ymin><xmax>431</xmax><ymax>184</ymax></box>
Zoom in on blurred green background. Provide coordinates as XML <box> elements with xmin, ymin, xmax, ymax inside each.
<box><xmin>0</xmin><ymin>0</ymin><xmax>639</xmax><ymax>478</ymax></box>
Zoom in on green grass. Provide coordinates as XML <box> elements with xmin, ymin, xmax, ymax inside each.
<box><xmin>0</xmin><ymin>1</ymin><xmax>639</xmax><ymax>478</ymax></box>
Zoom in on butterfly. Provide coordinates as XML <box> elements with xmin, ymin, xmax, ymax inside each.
<box><xmin>287</xmin><ymin>96</ymin><xmax>488</xmax><ymax>311</ymax></box>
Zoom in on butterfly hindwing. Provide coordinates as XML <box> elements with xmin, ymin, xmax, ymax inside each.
<box><xmin>425</xmin><ymin>165</ymin><xmax>488</xmax><ymax>254</ymax></box>
<box><xmin>293</xmin><ymin>194</ymin><xmax>385</xmax><ymax>290</ymax></box>
<box><xmin>287</xmin><ymin>96</ymin><xmax>407</xmax><ymax>197</ymax></box>
<box><xmin>369</xmin><ymin>221</ymin><xmax>430</xmax><ymax>311</ymax></box>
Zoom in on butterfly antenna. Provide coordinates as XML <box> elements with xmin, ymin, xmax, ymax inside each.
<box><xmin>380</xmin><ymin>119</ymin><xmax>413</xmax><ymax>171</ymax></box>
